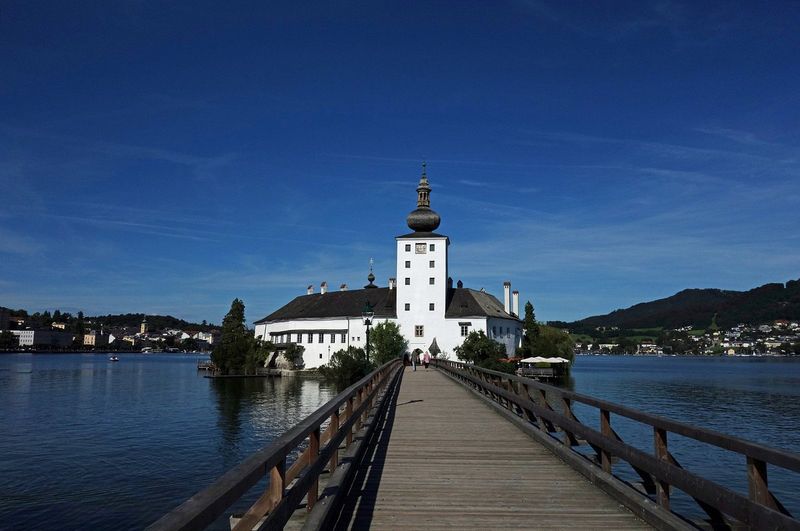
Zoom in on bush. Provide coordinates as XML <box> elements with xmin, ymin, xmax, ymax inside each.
<box><xmin>318</xmin><ymin>347</ymin><xmax>373</xmax><ymax>389</ymax></box>
<box><xmin>477</xmin><ymin>358</ymin><xmax>516</xmax><ymax>374</ymax></box>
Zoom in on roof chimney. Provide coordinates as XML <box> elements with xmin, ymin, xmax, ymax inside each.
<box><xmin>512</xmin><ymin>290</ymin><xmax>519</xmax><ymax>317</ymax></box>
<box><xmin>388</xmin><ymin>278</ymin><xmax>396</xmax><ymax>290</ymax></box>
<box><xmin>320</xmin><ymin>281</ymin><xmax>328</xmax><ymax>295</ymax></box>
<box><xmin>503</xmin><ymin>281</ymin><xmax>511</xmax><ymax>314</ymax></box>
<box><xmin>307</xmin><ymin>285</ymin><xmax>314</xmax><ymax>295</ymax></box>
<box><xmin>340</xmin><ymin>283</ymin><xmax>348</xmax><ymax>291</ymax></box>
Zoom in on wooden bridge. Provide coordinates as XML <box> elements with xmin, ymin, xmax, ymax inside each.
<box><xmin>148</xmin><ymin>360</ymin><xmax>800</xmax><ymax>531</ymax></box>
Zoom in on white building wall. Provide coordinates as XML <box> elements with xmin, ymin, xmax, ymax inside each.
<box><xmin>395</xmin><ymin>235</ymin><xmax>450</xmax><ymax>357</ymax></box>
<box><xmin>487</xmin><ymin>317</ymin><xmax>523</xmax><ymax>355</ymax></box>
<box><xmin>254</xmin><ymin>317</ymin><xmax>374</xmax><ymax>369</ymax></box>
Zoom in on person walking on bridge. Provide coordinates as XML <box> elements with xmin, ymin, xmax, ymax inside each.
<box><xmin>412</xmin><ymin>351</ymin><xmax>417</xmax><ymax>371</ymax></box>
<box><xmin>423</xmin><ymin>351</ymin><xmax>430</xmax><ymax>370</ymax></box>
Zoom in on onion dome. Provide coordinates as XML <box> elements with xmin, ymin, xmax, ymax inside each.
<box><xmin>406</xmin><ymin>162</ymin><xmax>441</xmax><ymax>232</ymax></box>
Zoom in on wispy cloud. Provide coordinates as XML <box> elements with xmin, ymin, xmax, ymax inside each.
<box><xmin>0</xmin><ymin>228</ymin><xmax>43</xmax><ymax>256</ymax></box>
<box><xmin>0</xmin><ymin>123</ymin><xmax>237</xmax><ymax>182</ymax></box>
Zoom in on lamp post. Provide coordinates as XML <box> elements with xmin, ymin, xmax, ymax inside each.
<box><xmin>362</xmin><ymin>301</ymin><xmax>374</xmax><ymax>364</ymax></box>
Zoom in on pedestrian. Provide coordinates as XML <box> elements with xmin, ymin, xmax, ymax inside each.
<box><xmin>412</xmin><ymin>351</ymin><xmax>418</xmax><ymax>371</ymax></box>
<box><xmin>423</xmin><ymin>351</ymin><xmax>430</xmax><ymax>370</ymax></box>
<box><xmin>403</xmin><ymin>352</ymin><xmax>410</xmax><ymax>367</ymax></box>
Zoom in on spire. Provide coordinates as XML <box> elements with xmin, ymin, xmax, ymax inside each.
<box><xmin>364</xmin><ymin>258</ymin><xmax>377</xmax><ymax>289</ymax></box>
<box><xmin>416</xmin><ymin>161</ymin><xmax>431</xmax><ymax>207</ymax></box>
<box><xmin>406</xmin><ymin>162</ymin><xmax>441</xmax><ymax>232</ymax></box>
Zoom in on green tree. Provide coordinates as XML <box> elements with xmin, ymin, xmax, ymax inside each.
<box><xmin>518</xmin><ymin>301</ymin><xmax>539</xmax><ymax>357</ymax></box>
<box><xmin>74</xmin><ymin>311</ymin><xmax>85</xmax><ymax>336</ymax></box>
<box><xmin>454</xmin><ymin>330</ymin><xmax>506</xmax><ymax>364</ymax></box>
<box><xmin>211</xmin><ymin>298</ymin><xmax>254</xmax><ymax>375</ymax></box>
<box><xmin>318</xmin><ymin>346</ymin><xmax>373</xmax><ymax>388</ymax></box>
<box><xmin>281</xmin><ymin>342</ymin><xmax>305</xmax><ymax>369</ymax></box>
<box><xmin>180</xmin><ymin>337</ymin><xmax>200</xmax><ymax>352</ymax></box>
<box><xmin>531</xmin><ymin>325</ymin><xmax>575</xmax><ymax>362</ymax></box>
<box><xmin>369</xmin><ymin>320</ymin><xmax>408</xmax><ymax>365</ymax></box>
<box><xmin>0</xmin><ymin>330</ymin><xmax>17</xmax><ymax>349</ymax></box>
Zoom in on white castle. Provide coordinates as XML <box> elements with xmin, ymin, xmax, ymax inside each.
<box><xmin>254</xmin><ymin>166</ymin><xmax>522</xmax><ymax>368</ymax></box>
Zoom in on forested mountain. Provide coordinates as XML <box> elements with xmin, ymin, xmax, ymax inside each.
<box><xmin>561</xmin><ymin>279</ymin><xmax>800</xmax><ymax>330</ymax></box>
<box><xmin>89</xmin><ymin>313</ymin><xmax>217</xmax><ymax>331</ymax></box>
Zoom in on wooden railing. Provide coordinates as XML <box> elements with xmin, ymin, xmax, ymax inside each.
<box><xmin>434</xmin><ymin>359</ymin><xmax>800</xmax><ymax>530</ymax></box>
<box><xmin>148</xmin><ymin>359</ymin><xmax>403</xmax><ymax>531</ymax></box>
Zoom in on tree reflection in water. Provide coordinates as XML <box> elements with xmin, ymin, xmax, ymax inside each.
<box><xmin>209</xmin><ymin>376</ymin><xmax>336</xmax><ymax>469</ymax></box>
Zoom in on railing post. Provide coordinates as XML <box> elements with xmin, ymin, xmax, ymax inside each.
<box><xmin>600</xmin><ymin>409</ymin><xmax>612</xmax><ymax>473</ymax></box>
<box><xmin>561</xmin><ymin>397</ymin><xmax>579</xmax><ymax>446</ymax></box>
<box><xmin>654</xmin><ymin>428</ymin><xmax>670</xmax><ymax>509</ymax></box>
<box><xmin>356</xmin><ymin>388</ymin><xmax>364</xmax><ymax>430</ymax></box>
<box><xmin>307</xmin><ymin>427</ymin><xmax>320</xmax><ymax>511</ymax></box>
<box><xmin>516</xmin><ymin>383</ymin><xmax>538</xmax><ymax>425</ymax></box>
<box><xmin>345</xmin><ymin>396</ymin><xmax>354</xmax><ymax>446</ymax></box>
<box><xmin>747</xmin><ymin>456</ymin><xmax>770</xmax><ymax>507</ymax></box>
<box><xmin>329</xmin><ymin>409</ymin><xmax>340</xmax><ymax>473</ymax></box>
<box><xmin>535</xmin><ymin>388</ymin><xmax>555</xmax><ymax>432</ymax></box>
<box><xmin>269</xmin><ymin>457</ymin><xmax>286</xmax><ymax>506</ymax></box>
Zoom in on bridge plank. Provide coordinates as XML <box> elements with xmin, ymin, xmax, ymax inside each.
<box><xmin>334</xmin><ymin>367</ymin><xmax>652</xmax><ymax>529</ymax></box>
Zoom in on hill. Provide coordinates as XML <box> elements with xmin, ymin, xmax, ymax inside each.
<box><xmin>89</xmin><ymin>313</ymin><xmax>217</xmax><ymax>332</ymax></box>
<box><xmin>560</xmin><ymin>279</ymin><xmax>800</xmax><ymax>330</ymax></box>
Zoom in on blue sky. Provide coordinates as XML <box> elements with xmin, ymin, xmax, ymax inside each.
<box><xmin>1</xmin><ymin>1</ymin><xmax>799</xmax><ymax>325</ymax></box>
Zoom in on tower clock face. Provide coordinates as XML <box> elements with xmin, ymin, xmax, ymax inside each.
<box><xmin>415</xmin><ymin>243</ymin><xmax>427</xmax><ymax>254</ymax></box>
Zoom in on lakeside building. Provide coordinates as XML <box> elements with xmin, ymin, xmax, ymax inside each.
<box><xmin>11</xmin><ymin>330</ymin><xmax>74</xmax><ymax>348</ymax></box>
<box><xmin>254</xmin><ymin>168</ymin><xmax>522</xmax><ymax>369</ymax></box>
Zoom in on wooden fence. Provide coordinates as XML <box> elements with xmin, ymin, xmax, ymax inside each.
<box><xmin>148</xmin><ymin>359</ymin><xmax>403</xmax><ymax>531</ymax></box>
<box><xmin>434</xmin><ymin>359</ymin><xmax>800</xmax><ymax>530</ymax></box>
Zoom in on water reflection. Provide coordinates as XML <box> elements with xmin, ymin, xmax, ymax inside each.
<box><xmin>209</xmin><ymin>376</ymin><xmax>337</xmax><ymax>468</ymax></box>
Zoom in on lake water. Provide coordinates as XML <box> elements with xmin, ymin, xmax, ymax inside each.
<box><xmin>569</xmin><ymin>355</ymin><xmax>800</xmax><ymax>520</ymax></box>
<box><xmin>1</xmin><ymin>353</ymin><xmax>798</xmax><ymax>529</ymax></box>
<box><xmin>0</xmin><ymin>353</ymin><xmax>336</xmax><ymax>530</ymax></box>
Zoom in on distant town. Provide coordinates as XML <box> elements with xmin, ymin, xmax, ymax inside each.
<box><xmin>0</xmin><ymin>307</ymin><xmax>220</xmax><ymax>352</ymax></box>
<box><xmin>572</xmin><ymin>319</ymin><xmax>800</xmax><ymax>356</ymax></box>
<box><xmin>2</xmin><ymin>304</ymin><xmax>798</xmax><ymax>357</ymax></box>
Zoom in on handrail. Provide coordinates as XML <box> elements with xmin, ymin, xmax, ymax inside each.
<box><xmin>433</xmin><ymin>359</ymin><xmax>800</xmax><ymax>530</ymax></box>
<box><xmin>147</xmin><ymin>359</ymin><xmax>402</xmax><ymax>531</ymax></box>
<box><xmin>463</xmin><ymin>363</ymin><xmax>800</xmax><ymax>473</ymax></box>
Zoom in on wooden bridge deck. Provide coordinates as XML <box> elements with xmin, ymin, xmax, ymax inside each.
<box><xmin>334</xmin><ymin>366</ymin><xmax>651</xmax><ymax>530</ymax></box>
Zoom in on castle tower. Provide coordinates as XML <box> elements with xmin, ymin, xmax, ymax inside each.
<box><xmin>395</xmin><ymin>163</ymin><xmax>449</xmax><ymax>352</ymax></box>
<box><xmin>140</xmin><ymin>316</ymin><xmax>148</xmax><ymax>335</ymax></box>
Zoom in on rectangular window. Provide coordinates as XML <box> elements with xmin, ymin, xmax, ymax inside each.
<box><xmin>429</xmin><ymin>277</ymin><xmax>435</xmax><ymax>285</ymax></box>
<box><xmin>429</xmin><ymin>303</ymin><xmax>435</xmax><ymax>311</ymax></box>
<box><xmin>430</xmin><ymin>244</ymin><xmax>435</xmax><ymax>251</ymax></box>
<box><xmin>415</xmin><ymin>325</ymin><xmax>424</xmax><ymax>337</ymax></box>
<box><xmin>429</xmin><ymin>260</ymin><xmax>435</xmax><ymax>268</ymax></box>
<box><xmin>330</xmin><ymin>333</ymin><xmax>336</xmax><ymax>343</ymax></box>
<box><xmin>460</xmin><ymin>324</ymin><xmax>470</xmax><ymax>337</ymax></box>
<box><xmin>405</xmin><ymin>244</ymin><xmax>411</xmax><ymax>252</ymax></box>
<box><xmin>405</xmin><ymin>277</ymin><xmax>410</xmax><ymax>285</ymax></box>
<box><xmin>308</xmin><ymin>333</ymin><xmax>313</xmax><ymax>343</ymax></box>
<box><xmin>404</xmin><ymin>303</ymin><xmax>410</xmax><ymax>311</ymax></box>
<box><xmin>492</xmin><ymin>326</ymin><xmax>496</xmax><ymax>337</ymax></box>
<box><xmin>415</xmin><ymin>243</ymin><xmax>427</xmax><ymax>254</ymax></box>
<box><xmin>296</xmin><ymin>333</ymin><xmax>302</xmax><ymax>343</ymax></box>
<box><xmin>341</xmin><ymin>333</ymin><xmax>346</xmax><ymax>343</ymax></box>
<box><xmin>405</xmin><ymin>260</ymin><xmax>411</xmax><ymax>268</ymax></box>
<box><xmin>318</xmin><ymin>333</ymin><xmax>324</xmax><ymax>343</ymax></box>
